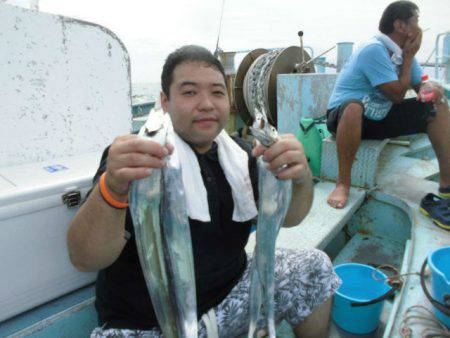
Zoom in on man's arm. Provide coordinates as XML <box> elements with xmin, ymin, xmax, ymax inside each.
<box><xmin>67</xmin><ymin>184</ymin><xmax>128</xmax><ymax>272</ymax></box>
<box><xmin>378</xmin><ymin>30</ymin><xmax>422</xmax><ymax>103</ymax></box>
<box><xmin>67</xmin><ymin>135</ymin><xmax>172</xmax><ymax>272</ymax></box>
<box><xmin>252</xmin><ymin>134</ymin><xmax>314</xmax><ymax>228</ymax></box>
<box><xmin>377</xmin><ymin>57</ymin><xmax>414</xmax><ymax>103</ymax></box>
<box><xmin>283</xmin><ymin>167</ymin><xmax>314</xmax><ymax>227</ymax></box>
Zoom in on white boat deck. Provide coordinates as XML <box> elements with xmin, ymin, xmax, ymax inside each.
<box><xmin>245</xmin><ymin>182</ymin><xmax>366</xmax><ymax>253</ymax></box>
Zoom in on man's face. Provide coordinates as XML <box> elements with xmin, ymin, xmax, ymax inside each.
<box><xmin>161</xmin><ymin>61</ymin><xmax>230</xmax><ymax>153</ymax></box>
<box><xmin>405</xmin><ymin>11</ymin><xmax>420</xmax><ymax>35</ymax></box>
<box><xmin>397</xmin><ymin>11</ymin><xmax>421</xmax><ymax>38</ymax></box>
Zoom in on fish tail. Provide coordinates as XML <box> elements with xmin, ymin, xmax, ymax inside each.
<box><xmin>248</xmin><ymin>258</ymin><xmax>262</xmax><ymax>338</ymax></box>
<box><xmin>265</xmin><ymin>288</ymin><xmax>276</xmax><ymax>338</ymax></box>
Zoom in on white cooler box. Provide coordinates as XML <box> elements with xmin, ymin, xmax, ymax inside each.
<box><xmin>0</xmin><ymin>152</ymin><xmax>102</xmax><ymax>322</ymax></box>
<box><xmin>0</xmin><ymin>3</ymin><xmax>131</xmax><ymax>322</ymax></box>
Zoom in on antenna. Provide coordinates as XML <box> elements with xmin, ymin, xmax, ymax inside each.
<box><xmin>214</xmin><ymin>0</ymin><xmax>226</xmax><ymax>57</ymax></box>
<box><xmin>298</xmin><ymin>45</ymin><xmax>336</xmax><ymax>68</ymax></box>
<box><xmin>298</xmin><ymin>31</ymin><xmax>304</xmax><ymax>65</ymax></box>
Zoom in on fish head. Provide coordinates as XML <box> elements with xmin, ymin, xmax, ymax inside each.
<box><xmin>250</xmin><ymin>107</ymin><xmax>278</xmax><ymax>147</ymax></box>
<box><xmin>143</xmin><ymin>109</ymin><xmax>166</xmax><ymax>137</ymax></box>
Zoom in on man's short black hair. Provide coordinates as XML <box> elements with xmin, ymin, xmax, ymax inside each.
<box><xmin>161</xmin><ymin>45</ymin><xmax>226</xmax><ymax>98</ymax></box>
<box><xmin>379</xmin><ymin>1</ymin><xmax>419</xmax><ymax>34</ymax></box>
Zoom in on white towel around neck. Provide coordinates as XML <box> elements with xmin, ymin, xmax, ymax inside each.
<box><xmin>145</xmin><ymin>112</ymin><xmax>258</xmax><ymax>223</ymax></box>
<box><xmin>374</xmin><ymin>33</ymin><xmax>403</xmax><ymax>66</ymax></box>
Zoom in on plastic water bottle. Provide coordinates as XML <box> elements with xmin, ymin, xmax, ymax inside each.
<box><xmin>417</xmin><ymin>74</ymin><xmax>436</xmax><ymax>102</ymax></box>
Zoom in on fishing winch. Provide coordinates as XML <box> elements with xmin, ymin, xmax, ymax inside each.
<box><xmin>234</xmin><ymin>46</ymin><xmax>314</xmax><ymax>127</ymax></box>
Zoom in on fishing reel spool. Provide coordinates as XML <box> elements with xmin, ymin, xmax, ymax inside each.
<box><xmin>234</xmin><ymin>46</ymin><xmax>314</xmax><ymax>127</ymax></box>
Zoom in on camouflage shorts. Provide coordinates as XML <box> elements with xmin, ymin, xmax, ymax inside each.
<box><xmin>91</xmin><ymin>248</ymin><xmax>341</xmax><ymax>338</ymax></box>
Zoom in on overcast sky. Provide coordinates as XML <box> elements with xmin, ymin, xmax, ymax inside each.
<box><xmin>30</xmin><ymin>0</ymin><xmax>450</xmax><ymax>83</ymax></box>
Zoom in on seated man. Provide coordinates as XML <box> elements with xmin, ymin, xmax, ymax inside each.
<box><xmin>326</xmin><ymin>0</ymin><xmax>450</xmax><ymax>208</ymax></box>
<box><xmin>67</xmin><ymin>45</ymin><xmax>340</xmax><ymax>337</ymax></box>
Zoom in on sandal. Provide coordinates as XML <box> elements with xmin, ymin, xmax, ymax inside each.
<box><xmin>420</xmin><ymin>193</ymin><xmax>450</xmax><ymax>230</ymax></box>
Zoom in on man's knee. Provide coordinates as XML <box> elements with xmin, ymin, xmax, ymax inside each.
<box><xmin>287</xmin><ymin>248</ymin><xmax>335</xmax><ymax>284</ymax></box>
<box><xmin>281</xmin><ymin>249</ymin><xmax>338</xmax><ymax>334</ymax></box>
<box><xmin>341</xmin><ymin>103</ymin><xmax>364</xmax><ymax>122</ymax></box>
<box><xmin>276</xmin><ymin>248</ymin><xmax>337</xmax><ymax>289</ymax></box>
<box><xmin>427</xmin><ymin>102</ymin><xmax>449</xmax><ymax>128</ymax></box>
<box><xmin>436</xmin><ymin>102</ymin><xmax>450</xmax><ymax>117</ymax></box>
<box><xmin>303</xmin><ymin>249</ymin><xmax>334</xmax><ymax>281</ymax></box>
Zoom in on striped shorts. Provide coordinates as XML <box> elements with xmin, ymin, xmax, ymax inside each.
<box><xmin>91</xmin><ymin>248</ymin><xmax>341</xmax><ymax>338</ymax></box>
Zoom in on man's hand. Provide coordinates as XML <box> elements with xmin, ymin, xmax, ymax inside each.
<box><xmin>252</xmin><ymin>134</ymin><xmax>311</xmax><ymax>182</ymax></box>
<box><xmin>418</xmin><ymin>81</ymin><xmax>445</xmax><ymax>104</ymax></box>
<box><xmin>252</xmin><ymin>134</ymin><xmax>314</xmax><ymax>227</ymax></box>
<box><xmin>403</xmin><ymin>29</ymin><xmax>422</xmax><ymax>60</ymax></box>
<box><xmin>106</xmin><ymin>135</ymin><xmax>173</xmax><ymax>198</ymax></box>
<box><xmin>379</xmin><ymin>28</ymin><xmax>422</xmax><ymax>104</ymax></box>
<box><xmin>67</xmin><ymin>133</ymin><xmax>175</xmax><ymax>271</ymax></box>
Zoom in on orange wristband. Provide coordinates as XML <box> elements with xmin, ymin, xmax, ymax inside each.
<box><xmin>99</xmin><ymin>173</ymin><xmax>129</xmax><ymax>209</ymax></box>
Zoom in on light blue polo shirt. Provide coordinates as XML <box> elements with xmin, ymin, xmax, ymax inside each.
<box><xmin>328</xmin><ymin>39</ymin><xmax>423</xmax><ymax>120</ymax></box>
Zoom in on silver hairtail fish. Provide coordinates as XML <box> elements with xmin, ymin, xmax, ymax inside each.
<box><xmin>129</xmin><ymin>110</ymin><xmax>198</xmax><ymax>338</ymax></box>
<box><xmin>248</xmin><ymin>107</ymin><xmax>293</xmax><ymax>338</ymax></box>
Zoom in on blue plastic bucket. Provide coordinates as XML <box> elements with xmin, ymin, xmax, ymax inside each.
<box><xmin>422</xmin><ymin>246</ymin><xmax>450</xmax><ymax>327</ymax></box>
<box><xmin>332</xmin><ymin>263</ymin><xmax>393</xmax><ymax>334</ymax></box>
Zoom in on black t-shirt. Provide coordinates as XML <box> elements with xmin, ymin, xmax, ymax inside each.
<box><xmin>93</xmin><ymin>137</ymin><xmax>258</xmax><ymax>330</ymax></box>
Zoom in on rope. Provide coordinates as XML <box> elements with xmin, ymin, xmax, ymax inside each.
<box><xmin>214</xmin><ymin>0</ymin><xmax>226</xmax><ymax>56</ymax></box>
<box><xmin>243</xmin><ymin>51</ymin><xmax>278</xmax><ymax>124</ymax></box>
<box><xmin>297</xmin><ymin>45</ymin><xmax>336</xmax><ymax>71</ymax></box>
<box><xmin>400</xmin><ymin>305</ymin><xmax>450</xmax><ymax>338</ymax></box>
<box><xmin>370</xmin><ymin>264</ymin><xmax>420</xmax><ymax>285</ymax></box>
<box><xmin>314</xmin><ymin>59</ymin><xmax>337</xmax><ymax>69</ymax></box>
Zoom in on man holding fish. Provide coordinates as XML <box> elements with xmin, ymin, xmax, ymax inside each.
<box><xmin>68</xmin><ymin>45</ymin><xmax>340</xmax><ymax>338</ymax></box>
